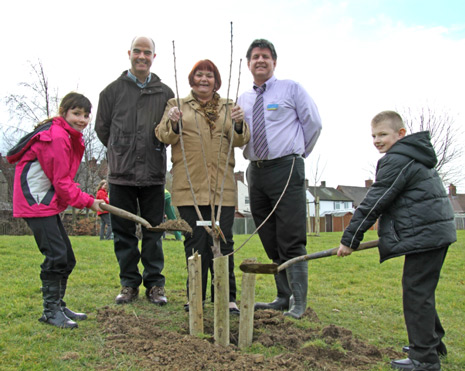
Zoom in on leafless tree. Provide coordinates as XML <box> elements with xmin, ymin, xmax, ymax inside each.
<box><xmin>308</xmin><ymin>155</ymin><xmax>327</xmax><ymax>236</ymax></box>
<box><xmin>3</xmin><ymin>60</ymin><xmax>59</xmax><ymax>137</ymax></box>
<box><xmin>76</xmin><ymin>122</ymin><xmax>108</xmax><ymax>216</ymax></box>
<box><xmin>398</xmin><ymin>106</ymin><xmax>464</xmax><ymax>186</ymax></box>
<box><xmin>1</xmin><ymin>60</ymin><xmax>107</xmax><ymax>215</ymax></box>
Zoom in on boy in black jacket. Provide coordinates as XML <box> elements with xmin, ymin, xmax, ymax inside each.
<box><xmin>338</xmin><ymin>111</ymin><xmax>456</xmax><ymax>371</ymax></box>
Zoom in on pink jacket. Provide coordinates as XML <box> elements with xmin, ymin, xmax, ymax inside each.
<box><xmin>9</xmin><ymin>117</ymin><xmax>94</xmax><ymax>218</ymax></box>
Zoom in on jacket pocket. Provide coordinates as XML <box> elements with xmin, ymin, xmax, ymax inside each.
<box><xmin>390</xmin><ymin>221</ymin><xmax>400</xmax><ymax>242</ymax></box>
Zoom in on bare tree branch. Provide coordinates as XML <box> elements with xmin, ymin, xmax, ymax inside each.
<box><xmin>399</xmin><ymin>105</ymin><xmax>464</xmax><ymax>186</ymax></box>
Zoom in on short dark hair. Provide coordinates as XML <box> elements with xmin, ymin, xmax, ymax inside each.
<box><xmin>58</xmin><ymin>92</ymin><xmax>92</xmax><ymax>116</ymax></box>
<box><xmin>188</xmin><ymin>59</ymin><xmax>222</xmax><ymax>91</ymax></box>
<box><xmin>246</xmin><ymin>39</ymin><xmax>277</xmax><ymax>61</ymax></box>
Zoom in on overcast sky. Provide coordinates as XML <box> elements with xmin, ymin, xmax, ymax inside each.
<box><xmin>1</xmin><ymin>0</ymin><xmax>464</xmax><ymax>191</ymax></box>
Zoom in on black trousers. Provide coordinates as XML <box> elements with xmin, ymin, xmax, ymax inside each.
<box><xmin>246</xmin><ymin>155</ymin><xmax>307</xmax><ymax>263</ymax></box>
<box><xmin>403</xmin><ymin>246</ymin><xmax>449</xmax><ymax>364</ymax></box>
<box><xmin>25</xmin><ymin>215</ymin><xmax>76</xmax><ymax>281</ymax></box>
<box><xmin>178</xmin><ymin>205</ymin><xmax>237</xmax><ymax>302</ymax></box>
<box><xmin>109</xmin><ymin>184</ymin><xmax>165</xmax><ymax>290</ymax></box>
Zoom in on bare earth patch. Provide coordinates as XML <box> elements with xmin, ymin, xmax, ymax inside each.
<box><xmin>97</xmin><ymin>306</ymin><xmax>402</xmax><ymax>370</ymax></box>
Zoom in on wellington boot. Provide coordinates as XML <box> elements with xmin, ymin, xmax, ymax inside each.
<box><xmin>284</xmin><ymin>261</ymin><xmax>308</xmax><ymax>319</ymax></box>
<box><xmin>40</xmin><ymin>280</ymin><xmax>78</xmax><ymax>329</ymax></box>
<box><xmin>60</xmin><ymin>280</ymin><xmax>87</xmax><ymax>321</ymax></box>
<box><xmin>255</xmin><ymin>270</ymin><xmax>291</xmax><ymax>311</ymax></box>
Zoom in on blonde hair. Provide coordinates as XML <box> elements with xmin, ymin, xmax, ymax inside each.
<box><xmin>371</xmin><ymin>111</ymin><xmax>405</xmax><ymax>131</ymax></box>
<box><xmin>96</xmin><ymin>179</ymin><xmax>107</xmax><ymax>194</ymax></box>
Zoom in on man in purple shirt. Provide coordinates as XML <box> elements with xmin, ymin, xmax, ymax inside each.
<box><xmin>238</xmin><ymin>39</ymin><xmax>322</xmax><ymax>319</ymax></box>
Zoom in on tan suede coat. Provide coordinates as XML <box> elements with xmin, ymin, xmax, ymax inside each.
<box><xmin>155</xmin><ymin>93</ymin><xmax>250</xmax><ymax>207</ymax></box>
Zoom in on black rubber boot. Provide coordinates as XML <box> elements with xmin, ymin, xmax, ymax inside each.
<box><xmin>60</xmin><ymin>279</ymin><xmax>87</xmax><ymax>321</ymax></box>
<box><xmin>255</xmin><ymin>270</ymin><xmax>291</xmax><ymax>310</ymax></box>
<box><xmin>284</xmin><ymin>261</ymin><xmax>308</xmax><ymax>319</ymax></box>
<box><xmin>39</xmin><ymin>280</ymin><xmax>78</xmax><ymax>329</ymax></box>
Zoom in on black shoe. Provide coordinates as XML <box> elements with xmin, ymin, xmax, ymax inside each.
<box><xmin>255</xmin><ymin>297</ymin><xmax>290</xmax><ymax>311</ymax></box>
<box><xmin>58</xmin><ymin>279</ymin><xmax>88</xmax><ymax>321</ymax></box>
<box><xmin>39</xmin><ymin>310</ymin><xmax>78</xmax><ymax>329</ymax></box>
<box><xmin>283</xmin><ymin>261</ymin><xmax>308</xmax><ymax>319</ymax></box>
<box><xmin>229</xmin><ymin>307</ymin><xmax>240</xmax><ymax>316</ymax></box>
<box><xmin>40</xmin><ymin>280</ymin><xmax>78</xmax><ymax>329</ymax></box>
<box><xmin>184</xmin><ymin>301</ymin><xmax>205</xmax><ymax>312</ymax></box>
<box><xmin>255</xmin><ymin>270</ymin><xmax>291</xmax><ymax>311</ymax></box>
<box><xmin>390</xmin><ymin>358</ymin><xmax>441</xmax><ymax>370</ymax></box>
<box><xmin>402</xmin><ymin>345</ymin><xmax>447</xmax><ymax>357</ymax></box>
<box><xmin>63</xmin><ymin>307</ymin><xmax>87</xmax><ymax>321</ymax></box>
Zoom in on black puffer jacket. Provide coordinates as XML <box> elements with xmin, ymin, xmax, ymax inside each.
<box><xmin>341</xmin><ymin>131</ymin><xmax>456</xmax><ymax>262</ymax></box>
<box><xmin>95</xmin><ymin>71</ymin><xmax>174</xmax><ymax>186</ymax></box>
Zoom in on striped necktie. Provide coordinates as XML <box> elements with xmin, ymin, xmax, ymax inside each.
<box><xmin>252</xmin><ymin>84</ymin><xmax>269</xmax><ymax>159</ymax></box>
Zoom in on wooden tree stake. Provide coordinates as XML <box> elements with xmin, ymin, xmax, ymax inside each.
<box><xmin>238</xmin><ymin>258</ymin><xmax>256</xmax><ymax>349</ymax></box>
<box><xmin>188</xmin><ymin>252</ymin><xmax>203</xmax><ymax>336</ymax></box>
<box><xmin>213</xmin><ymin>254</ymin><xmax>229</xmax><ymax>346</ymax></box>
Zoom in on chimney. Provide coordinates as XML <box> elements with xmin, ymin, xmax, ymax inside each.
<box><xmin>320</xmin><ymin>181</ymin><xmax>326</xmax><ymax>187</ymax></box>
<box><xmin>365</xmin><ymin>179</ymin><xmax>373</xmax><ymax>188</ymax></box>
<box><xmin>449</xmin><ymin>184</ymin><xmax>457</xmax><ymax>196</ymax></box>
<box><xmin>234</xmin><ymin>171</ymin><xmax>244</xmax><ymax>183</ymax></box>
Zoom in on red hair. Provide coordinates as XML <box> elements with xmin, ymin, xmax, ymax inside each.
<box><xmin>188</xmin><ymin>59</ymin><xmax>222</xmax><ymax>91</ymax></box>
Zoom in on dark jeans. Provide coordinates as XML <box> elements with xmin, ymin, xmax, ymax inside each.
<box><xmin>246</xmin><ymin>155</ymin><xmax>307</xmax><ymax>263</ymax></box>
<box><xmin>25</xmin><ymin>215</ymin><xmax>76</xmax><ymax>281</ymax></box>
<box><xmin>178</xmin><ymin>205</ymin><xmax>236</xmax><ymax>302</ymax></box>
<box><xmin>99</xmin><ymin>213</ymin><xmax>112</xmax><ymax>240</ymax></box>
<box><xmin>109</xmin><ymin>183</ymin><xmax>165</xmax><ymax>290</ymax></box>
<box><xmin>403</xmin><ymin>246</ymin><xmax>449</xmax><ymax>364</ymax></box>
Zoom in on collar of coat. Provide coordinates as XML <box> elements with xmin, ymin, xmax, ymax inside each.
<box><xmin>184</xmin><ymin>91</ymin><xmax>232</xmax><ymax>110</ymax></box>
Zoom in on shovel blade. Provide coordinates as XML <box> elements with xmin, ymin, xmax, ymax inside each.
<box><xmin>239</xmin><ymin>262</ymin><xmax>279</xmax><ymax>274</ymax></box>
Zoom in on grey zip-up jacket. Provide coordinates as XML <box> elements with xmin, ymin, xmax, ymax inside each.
<box><xmin>95</xmin><ymin>71</ymin><xmax>174</xmax><ymax>186</ymax></box>
<box><xmin>341</xmin><ymin>131</ymin><xmax>456</xmax><ymax>262</ymax></box>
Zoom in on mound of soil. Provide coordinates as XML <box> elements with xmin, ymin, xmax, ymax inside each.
<box><xmin>97</xmin><ymin>306</ymin><xmax>402</xmax><ymax>370</ymax></box>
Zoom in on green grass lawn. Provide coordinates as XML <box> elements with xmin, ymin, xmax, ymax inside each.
<box><xmin>0</xmin><ymin>231</ymin><xmax>463</xmax><ymax>370</ymax></box>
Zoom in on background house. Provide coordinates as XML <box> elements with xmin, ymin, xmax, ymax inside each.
<box><xmin>233</xmin><ymin>171</ymin><xmax>255</xmax><ymax>234</ymax></box>
<box><xmin>337</xmin><ymin>179</ymin><xmax>373</xmax><ymax>208</ymax></box>
<box><xmin>448</xmin><ymin>184</ymin><xmax>465</xmax><ymax>229</ymax></box>
<box><xmin>306</xmin><ymin>181</ymin><xmax>354</xmax><ymax>232</ymax></box>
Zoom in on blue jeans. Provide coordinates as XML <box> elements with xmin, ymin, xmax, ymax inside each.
<box><xmin>99</xmin><ymin>213</ymin><xmax>112</xmax><ymax>240</ymax></box>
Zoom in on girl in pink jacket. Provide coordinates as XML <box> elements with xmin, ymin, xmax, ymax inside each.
<box><xmin>7</xmin><ymin>92</ymin><xmax>104</xmax><ymax>329</ymax></box>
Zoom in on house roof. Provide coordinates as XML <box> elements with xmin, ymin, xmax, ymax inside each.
<box><xmin>337</xmin><ymin>185</ymin><xmax>370</xmax><ymax>207</ymax></box>
<box><xmin>321</xmin><ymin>210</ymin><xmax>354</xmax><ymax>217</ymax></box>
<box><xmin>307</xmin><ymin>186</ymin><xmax>352</xmax><ymax>202</ymax></box>
<box><xmin>449</xmin><ymin>194</ymin><xmax>465</xmax><ymax>214</ymax></box>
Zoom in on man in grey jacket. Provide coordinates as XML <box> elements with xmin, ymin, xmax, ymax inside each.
<box><xmin>95</xmin><ymin>36</ymin><xmax>174</xmax><ymax>305</ymax></box>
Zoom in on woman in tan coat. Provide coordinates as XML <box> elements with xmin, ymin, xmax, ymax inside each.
<box><xmin>156</xmin><ymin>59</ymin><xmax>250</xmax><ymax>313</ymax></box>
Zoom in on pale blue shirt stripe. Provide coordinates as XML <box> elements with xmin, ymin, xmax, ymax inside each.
<box><xmin>238</xmin><ymin>75</ymin><xmax>322</xmax><ymax>161</ymax></box>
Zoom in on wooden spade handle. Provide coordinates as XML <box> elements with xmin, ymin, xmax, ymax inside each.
<box><xmin>277</xmin><ymin>239</ymin><xmax>379</xmax><ymax>272</ymax></box>
<box><xmin>99</xmin><ymin>203</ymin><xmax>152</xmax><ymax>229</ymax></box>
